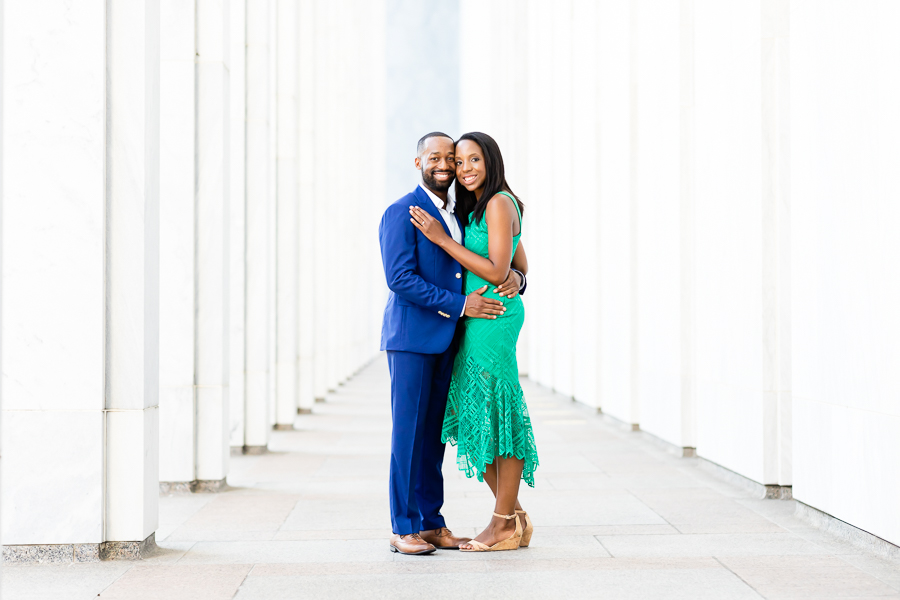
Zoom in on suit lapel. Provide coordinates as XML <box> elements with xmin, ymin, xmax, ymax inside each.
<box><xmin>413</xmin><ymin>186</ymin><xmax>452</xmax><ymax>239</ymax></box>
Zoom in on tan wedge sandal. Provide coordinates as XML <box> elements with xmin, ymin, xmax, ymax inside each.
<box><xmin>459</xmin><ymin>513</ymin><xmax>523</xmax><ymax>552</ymax></box>
<box><xmin>516</xmin><ymin>509</ymin><xmax>533</xmax><ymax>547</ymax></box>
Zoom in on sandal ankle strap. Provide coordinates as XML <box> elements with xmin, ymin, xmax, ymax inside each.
<box><xmin>492</xmin><ymin>512</ymin><xmax>517</xmax><ymax>520</ymax></box>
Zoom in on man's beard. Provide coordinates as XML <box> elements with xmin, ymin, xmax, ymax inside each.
<box><xmin>422</xmin><ymin>168</ymin><xmax>454</xmax><ymax>192</ymax></box>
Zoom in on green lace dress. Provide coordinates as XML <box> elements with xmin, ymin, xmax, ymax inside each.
<box><xmin>441</xmin><ymin>191</ymin><xmax>539</xmax><ymax>487</ymax></box>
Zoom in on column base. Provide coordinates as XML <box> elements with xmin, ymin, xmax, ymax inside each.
<box><xmin>297</xmin><ymin>407</ymin><xmax>312</xmax><ymax>414</ymax></box>
<box><xmin>2</xmin><ymin>533</ymin><xmax>156</xmax><ymax>564</ymax></box>
<box><xmin>765</xmin><ymin>484</ymin><xmax>793</xmax><ymax>500</ymax></box>
<box><xmin>159</xmin><ymin>481</ymin><xmax>192</xmax><ymax>494</ymax></box>
<box><xmin>3</xmin><ymin>543</ymin><xmax>99</xmax><ymax>564</ymax></box>
<box><xmin>315</xmin><ymin>397</ymin><xmax>326</xmax><ymax>403</ymax></box>
<box><xmin>241</xmin><ymin>445</ymin><xmax>268</xmax><ymax>455</ymax></box>
<box><xmin>160</xmin><ymin>479</ymin><xmax>228</xmax><ymax>494</ymax></box>
<box><xmin>697</xmin><ymin>457</ymin><xmax>792</xmax><ymax>501</ymax></box>
<box><xmin>273</xmin><ymin>423</ymin><xmax>294</xmax><ymax>431</ymax></box>
<box><xmin>100</xmin><ymin>533</ymin><xmax>157</xmax><ymax>560</ymax></box>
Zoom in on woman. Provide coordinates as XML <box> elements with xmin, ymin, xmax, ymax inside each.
<box><xmin>409</xmin><ymin>132</ymin><xmax>538</xmax><ymax>552</ymax></box>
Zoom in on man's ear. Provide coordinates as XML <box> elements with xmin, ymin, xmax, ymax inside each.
<box><xmin>414</xmin><ymin>157</ymin><xmax>421</xmax><ymax>170</ymax></box>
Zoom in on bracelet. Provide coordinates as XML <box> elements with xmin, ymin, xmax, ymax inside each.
<box><xmin>511</xmin><ymin>268</ymin><xmax>527</xmax><ymax>295</ymax></box>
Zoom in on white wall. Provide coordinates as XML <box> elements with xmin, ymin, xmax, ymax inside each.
<box><xmin>791</xmin><ymin>0</ymin><xmax>900</xmax><ymax>546</ymax></box>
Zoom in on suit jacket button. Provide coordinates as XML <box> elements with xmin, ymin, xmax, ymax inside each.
<box><xmin>456</xmin><ymin>273</ymin><xmax>461</xmax><ymax>279</ymax></box>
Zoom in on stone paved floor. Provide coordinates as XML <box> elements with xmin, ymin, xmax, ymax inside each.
<box><xmin>5</xmin><ymin>355</ymin><xmax>900</xmax><ymax>599</ymax></box>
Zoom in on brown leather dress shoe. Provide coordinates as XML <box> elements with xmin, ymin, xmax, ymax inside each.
<box><xmin>389</xmin><ymin>533</ymin><xmax>436</xmax><ymax>555</ymax></box>
<box><xmin>419</xmin><ymin>527</ymin><xmax>472</xmax><ymax>550</ymax></box>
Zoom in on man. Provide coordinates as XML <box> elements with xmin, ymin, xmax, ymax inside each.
<box><xmin>378</xmin><ymin>132</ymin><xmax>525</xmax><ymax>555</ymax></box>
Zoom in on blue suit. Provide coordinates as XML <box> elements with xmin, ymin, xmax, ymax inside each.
<box><xmin>379</xmin><ymin>185</ymin><xmax>466</xmax><ymax>534</ymax></box>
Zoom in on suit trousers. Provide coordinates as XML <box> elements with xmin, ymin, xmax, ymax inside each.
<box><xmin>386</xmin><ymin>347</ymin><xmax>455</xmax><ymax>535</ymax></box>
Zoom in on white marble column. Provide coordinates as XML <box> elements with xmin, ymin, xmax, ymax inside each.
<box><xmin>229</xmin><ymin>0</ymin><xmax>248</xmax><ymax>446</ymax></box>
<box><xmin>158</xmin><ymin>0</ymin><xmax>197</xmax><ymax>488</ymax></box>
<box><xmin>4</xmin><ymin>0</ymin><xmax>160</xmax><ymax>555</ymax></box>
<box><xmin>678</xmin><ymin>0</ymin><xmax>697</xmax><ymax>452</ymax></box>
<box><xmin>550</xmin><ymin>2</ymin><xmax>574</xmax><ymax>397</ymax></box>
<box><xmin>266</xmin><ymin>0</ymin><xmax>278</xmax><ymax>428</ymax></box>
<box><xmin>627</xmin><ymin>0</ymin><xmax>641</xmax><ymax>430</ymax></box>
<box><xmin>158</xmin><ymin>0</ymin><xmax>231</xmax><ymax>488</ymax></box>
<box><xmin>328</xmin><ymin>0</ymin><xmax>342</xmax><ymax>386</ymax></box>
<box><xmin>274</xmin><ymin>0</ymin><xmax>299</xmax><ymax>428</ymax></box>
<box><xmin>335</xmin><ymin>3</ymin><xmax>351</xmax><ymax>382</ymax></box>
<box><xmin>596</xmin><ymin>0</ymin><xmax>636</xmax><ymax>423</ymax></box>
<box><xmin>311</xmin><ymin>0</ymin><xmax>331</xmax><ymax>401</ymax></box>
<box><xmin>522</xmin><ymin>0</ymin><xmax>554</xmax><ymax>385</ymax></box>
<box><xmin>2</xmin><ymin>1</ymin><xmax>108</xmax><ymax>554</ymax></box>
<box><xmin>195</xmin><ymin>0</ymin><xmax>231</xmax><ymax>483</ymax></box>
<box><xmin>571</xmin><ymin>0</ymin><xmax>601</xmax><ymax>406</ymax></box>
<box><xmin>296</xmin><ymin>0</ymin><xmax>316</xmax><ymax>413</ymax></box>
<box><xmin>0</xmin><ymin>0</ymin><xmax>5</xmax><ymax>562</ymax></box>
<box><xmin>760</xmin><ymin>0</ymin><xmax>791</xmax><ymax>487</ymax></box>
<box><xmin>105</xmin><ymin>0</ymin><xmax>160</xmax><ymax>547</ymax></box>
<box><xmin>244</xmin><ymin>0</ymin><xmax>272</xmax><ymax>450</ymax></box>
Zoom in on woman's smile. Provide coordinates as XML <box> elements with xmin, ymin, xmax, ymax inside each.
<box><xmin>455</xmin><ymin>139</ymin><xmax>487</xmax><ymax>192</ymax></box>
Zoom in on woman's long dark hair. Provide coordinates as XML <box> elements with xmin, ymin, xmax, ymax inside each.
<box><xmin>455</xmin><ymin>132</ymin><xmax>524</xmax><ymax>227</ymax></box>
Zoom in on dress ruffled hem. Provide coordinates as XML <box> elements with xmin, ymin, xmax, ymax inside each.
<box><xmin>441</xmin><ymin>355</ymin><xmax>539</xmax><ymax>487</ymax></box>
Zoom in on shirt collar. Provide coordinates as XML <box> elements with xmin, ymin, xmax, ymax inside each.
<box><xmin>419</xmin><ymin>181</ymin><xmax>455</xmax><ymax>214</ymax></box>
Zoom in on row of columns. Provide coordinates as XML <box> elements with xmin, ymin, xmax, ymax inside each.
<box><xmin>1</xmin><ymin>0</ymin><xmax>385</xmax><ymax>552</ymax></box>
<box><xmin>459</xmin><ymin>0</ymin><xmax>793</xmax><ymax>484</ymax></box>
<box><xmin>459</xmin><ymin>0</ymin><xmax>900</xmax><ymax>547</ymax></box>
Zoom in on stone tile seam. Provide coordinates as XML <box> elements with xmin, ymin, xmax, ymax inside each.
<box><xmin>622</xmin><ymin>487</ymin><xmax>687</xmax><ymax>535</ymax></box>
<box><xmin>171</xmin><ymin>541</ymin><xmax>198</xmax><ymax>564</ymax></box>
<box><xmin>95</xmin><ymin>562</ymin><xmax>134</xmax><ymax>597</ymax></box>
<box><xmin>593</xmin><ymin>536</ymin><xmax>615</xmax><ymax>557</ymax></box>
<box><xmin>711</xmin><ymin>556</ymin><xmax>768</xmax><ymax>599</ymax></box>
<box><xmin>232</xmin><ymin>564</ymin><xmax>255</xmax><ymax>599</ymax></box>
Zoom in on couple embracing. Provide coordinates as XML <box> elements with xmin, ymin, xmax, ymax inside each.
<box><xmin>378</xmin><ymin>131</ymin><xmax>540</xmax><ymax>554</ymax></box>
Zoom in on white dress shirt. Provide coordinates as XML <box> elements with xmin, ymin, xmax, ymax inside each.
<box><xmin>419</xmin><ymin>182</ymin><xmax>462</xmax><ymax>244</ymax></box>
<box><xmin>419</xmin><ymin>182</ymin><xmax>466</xmax><ymax>316</ymax></box>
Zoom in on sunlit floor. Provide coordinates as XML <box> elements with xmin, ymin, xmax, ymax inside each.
<box><xmin>5</xmin><ymin>355</ymin><xmax>900</xmax><ymax>599</ymax></box>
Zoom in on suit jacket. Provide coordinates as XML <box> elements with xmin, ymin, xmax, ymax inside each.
<box><xmin>379</xmin><ymin>185</ymin><xmax>467</xmax><ymax>354</ymax></box>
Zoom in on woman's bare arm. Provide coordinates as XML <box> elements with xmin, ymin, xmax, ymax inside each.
<box><xmin>511</xmin><ymin>240</ymin><xmax>528</xmax><ymax>275</ymax></box>
<box><xmin>409</xmin><ymin>194</ymin><xmax>518</xmax><ymax>286</ymax></box>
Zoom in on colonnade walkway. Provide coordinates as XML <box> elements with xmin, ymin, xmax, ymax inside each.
<box><xmin>6</xmin><ymin>356</ymin><xmax>900</xmax><ymax>599</ymax></box>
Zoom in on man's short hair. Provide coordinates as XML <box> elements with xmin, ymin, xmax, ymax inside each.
<box><xmin>417</xmin><ymin>131</ymin><xmax>453</xmax><ymax>156</ymax></box>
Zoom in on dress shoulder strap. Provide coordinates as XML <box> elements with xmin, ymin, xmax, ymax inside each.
<box><xmin>496</xmin><ymin>191</ymin><xmax>522</xmax><ymax>223</ymax></box>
